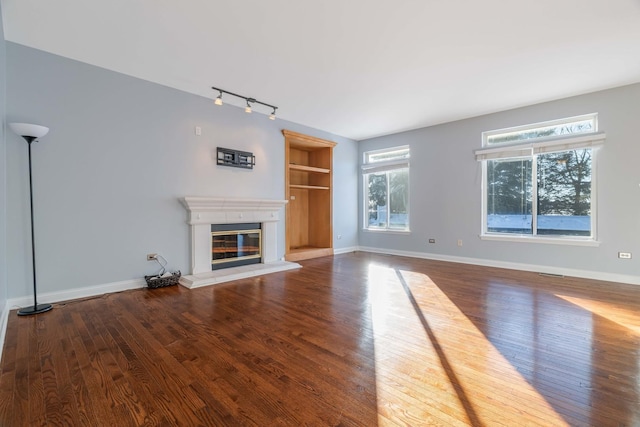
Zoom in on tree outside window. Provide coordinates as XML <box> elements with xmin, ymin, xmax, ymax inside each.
<box><xmin>367</xmin><ymin>169</ymin><xmax>408</xmax><ymax>229</ymax></box>
<box><xmin>487</xmin><ymin>150</ymin><xmax>592</xmax><ymax>236</ymax></box>
<box><xmin>480</xmin><ymin>114</ymin><xmax>601</xmax><ymax>241</ymax></box>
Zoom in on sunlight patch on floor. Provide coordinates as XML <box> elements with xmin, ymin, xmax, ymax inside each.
<box><xmin>556</xmin><ymin>294</ymin><xmax>640</xmax><ymax>334</ymax></box>
<box><xmin>367</xmin><ymin>263</ymin><xmax>569</xmax><ymax>426</ymax></box>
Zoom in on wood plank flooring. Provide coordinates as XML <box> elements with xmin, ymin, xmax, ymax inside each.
<box><xmin>1</xmin><ymin>252</ymin><xmax>639</xmax><ymax>426</ymax></box>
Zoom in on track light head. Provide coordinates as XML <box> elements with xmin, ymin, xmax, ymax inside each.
<box><xmin>214</xmin><ymin>90</ymin><xmax>223</xmax><ymax>106</ymax></box>
<box><xmin>269</xmin><ymin>107</ymin><xmax>277</xmax><ymax>120</ymax></box>
<box><xmin>245</xmin><ymin>98</ymin><xmax>255</xmax><ymax>114</ymax></box>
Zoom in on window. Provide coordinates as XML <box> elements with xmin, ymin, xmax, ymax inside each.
<box><xmin>363</xmin><ymin>146</ymin><xmax>410</xmax><ymax>231</ymax></box>
<box><xmin>476</xmin><ymin>114</ymin><xmax>604</xmax><ymax>243</ymax></box>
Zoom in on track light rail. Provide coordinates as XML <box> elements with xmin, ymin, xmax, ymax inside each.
<box><xmin>211</xmin><ymin>86</ymin><xmax>278</xmax><ymax>119</ymax></box>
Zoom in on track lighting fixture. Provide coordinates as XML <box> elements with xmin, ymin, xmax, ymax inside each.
<box><xmin>211</xmin><ymin>86</ymin><xmax>277</xmax><ymax>120</ymax></box>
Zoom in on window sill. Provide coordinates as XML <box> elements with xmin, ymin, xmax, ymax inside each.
<box><xmin>363</xmin><ymin>228</ymin><xmax>411</xmax><ymax>235</ymax></box>
<box><xmin>480</xmin><ymin>233</ymin><xmax>600</xmax><ymax>247</ymax></box>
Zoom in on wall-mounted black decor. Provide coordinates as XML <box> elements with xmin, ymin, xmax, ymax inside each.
<box><xmin>217</xmin><ymin>147</ymin><xmax>255</xmax><ymax>169</ymax></box>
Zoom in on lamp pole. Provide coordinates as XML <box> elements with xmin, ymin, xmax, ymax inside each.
<box><xmin>21</xmin><ymin>137</ymin><xmax>51</xmax><ymax>315</ymax></box>
<box><xmin>9</xmin><ymin>123</ymin><xmax>53</xmax><ymax>316</ymax></box>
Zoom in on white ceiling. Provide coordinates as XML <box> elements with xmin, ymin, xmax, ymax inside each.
<box><xmin>3</xmin><ymin>0</ymin><xmax>640</xmax><ymax>140</ymax></box>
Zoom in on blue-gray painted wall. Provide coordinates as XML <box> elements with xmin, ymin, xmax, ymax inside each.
<box><xmin>359</xmin><ymin>83</ymin><xmax>640</xmax><ymax>279</ymax></box>
<box><xmin>0</xmin><ymin>3</ymin><xmax>8</xmax><ymax>309</ymax></box>
<box><xmin>5</xmin><ymin>42</ymin><xmax>358</xmax><ymax>299</ymax></box>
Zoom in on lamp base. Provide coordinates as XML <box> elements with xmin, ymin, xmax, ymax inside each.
<box><xmin>17</xmin><ymin>303</ymin><xmax>53</xmax><ymax>316</ymax></box>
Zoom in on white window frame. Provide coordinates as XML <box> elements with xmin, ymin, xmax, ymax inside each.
<box><xmin>362</xmin><ymin>146</ymin><xmax>410</xmax><ymax>233</ymax></box>
<box><xmin>482</xmin><ymin>113</ymin><xmax>598</xmax><ymax>146</ymax></box>
<box><xmin>476</xmin><ymin>115</ymin><xmax>604</xmax><ymax>246</ymax></box>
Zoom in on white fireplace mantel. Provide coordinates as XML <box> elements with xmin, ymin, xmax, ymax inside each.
<box><xmin>181</xmin><ymin>196</ymin><xmax>289</xmax><ymax>225</ymax></box>
<box><xmin>179</xmin><ymin>197</ymin><xmax>300</xmax><ymax>288</ymax></box>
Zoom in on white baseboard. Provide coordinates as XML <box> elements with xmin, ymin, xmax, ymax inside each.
<box><xmin>334</xmin><ymin>246</ymin><xmax>359</xmax><ymax>255</ymax></box>
<box><xmin>357</xmin><ymin>246</ymin><xmax>640</xmax><ymax>286</ymax></box>
<box><xmin>6</xmin><ymin>278</ymin><xmax>147</xmax><ymax>310</ymax></box>
<box><xmin>0</xmin><ymin>301</ymin><xmax>9</xmax><ymax>364</ymax></box>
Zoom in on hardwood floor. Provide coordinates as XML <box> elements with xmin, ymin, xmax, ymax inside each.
<box><xmin>1</xmin><ymin>252</ymin><xmax>639</xmax><ymax>426</ymax></box>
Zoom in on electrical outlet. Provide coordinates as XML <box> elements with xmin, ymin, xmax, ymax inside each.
<box><xmin>195</xmin><ymin>126</ymin><xmax>202</xmax><ymax>136</ymax></box>
<box><xmin>147</xmin><ymin>253</ymin><xmax>158</xmax><ymax>261</ymax></box>
<box><xmin>618</xmin><ymin>252</ymin><xmax>632</xmax><ymax>259</ymax></box>
<box><xmin>457</xmin><ymin>239</ymin><xmax>463</xmax><ymax>247</ymax></box>
<box><xmin>337</xmin><ymin>234</ymin><xmax>342</xmax><ymax>240</ymax></box>
<box><xmin>428</xmin><ymin>238</ymin><xmax>436</xmax><ymax>244</ymax></box>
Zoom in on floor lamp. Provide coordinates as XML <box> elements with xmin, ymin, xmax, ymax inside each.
<box><xmin>9</xmin><ymin>122</ymin><xmax>53</xmax><ymax>316</ymax></box>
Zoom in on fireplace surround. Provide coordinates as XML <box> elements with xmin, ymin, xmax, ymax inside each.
<box><xmin>179</xmin><ymin>197</ymin><xmax>300</xmax><ymax>288</ymax></box>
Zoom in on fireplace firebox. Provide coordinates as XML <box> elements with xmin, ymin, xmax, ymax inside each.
<box><xmin>211</xmin><ymin>223</ymin><xmax>262</xmax><ymax>270</ymax></box>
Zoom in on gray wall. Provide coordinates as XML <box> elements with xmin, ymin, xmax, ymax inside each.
<box><xmin>6</xmin><ymin>42</ymin><xmax>358</xmax><ymax>299</ymax></box>
<box><xmin>0</xmin><ymin>3</ymin><xmax>7</xmax><ymax>309</ymax></box>
<box><xmin>359</xmin><ymin>83</ymin><xmax>640</xmax><ymax>280</ymax></box>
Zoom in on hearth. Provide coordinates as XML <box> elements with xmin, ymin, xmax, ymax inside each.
<box><xmin>212</xmin><ymin>223</ymin><xmax>261</xmax><ymax>269</ymax></box>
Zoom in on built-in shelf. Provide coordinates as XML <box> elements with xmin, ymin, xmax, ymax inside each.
<box><xmin>289</xmin><ymin>184</ymin><xmax>330</xmax><ymax>190</ymax></box>
<box><xmin>289</xmin><ymin>164</ymin><xmax>330</xmax><ymax>174</ymax></box>
<box><xmin>283</xmin><ymin>130</ymin><xmax>337</xmax><ymax>262</ymax></box>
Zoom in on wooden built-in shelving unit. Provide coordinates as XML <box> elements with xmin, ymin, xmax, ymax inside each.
<box><xmin>283</xmin><ymin>130</ymin><xmax>337</xmax><ymax>262</ymax></box>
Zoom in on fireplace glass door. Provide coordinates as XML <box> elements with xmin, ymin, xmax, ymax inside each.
<box><xmin>211</xmin><ymin>223</ymin><xmax>262</xmax><ymax>270</ymax></box>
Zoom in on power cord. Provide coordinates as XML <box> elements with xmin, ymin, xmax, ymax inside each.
<box><xmin>153</xmin><ymin>254</ymin><xmax>169</xmax><ymax>276</ymax></box>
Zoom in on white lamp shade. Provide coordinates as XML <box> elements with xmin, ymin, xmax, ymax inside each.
<box><xmin>9</xmin><ymin>122</ymin><xmax>49</xmax><ymax>139</ymax></box>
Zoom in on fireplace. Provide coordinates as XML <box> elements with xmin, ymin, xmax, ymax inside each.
<box><xmin>212</xmin><ymin>223</ymin><xmax>262</xmax><ymax>269</ymax></box>
<box><xmin>179</xmin><ymin>197</ymin><xmax>301</xmax><ymax>289</ymax></box>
